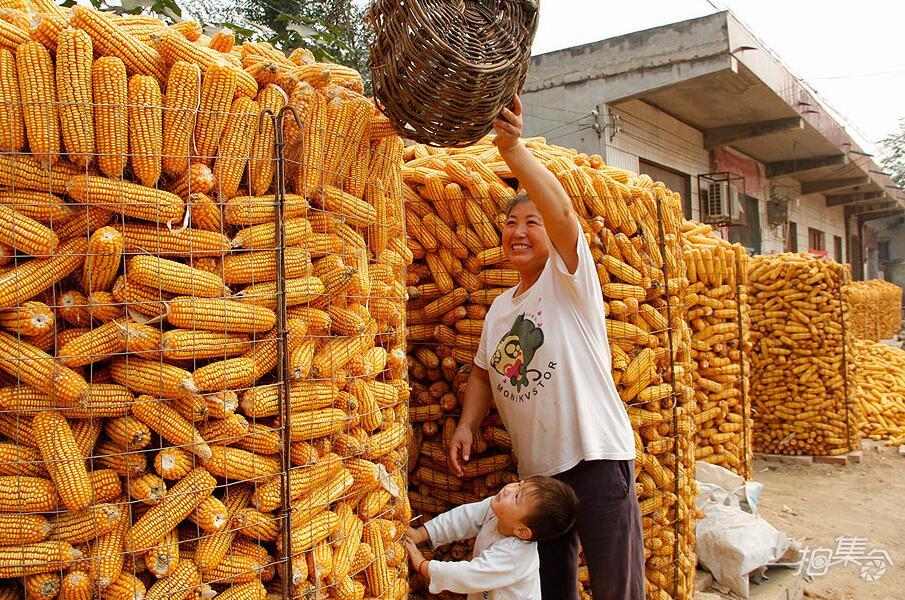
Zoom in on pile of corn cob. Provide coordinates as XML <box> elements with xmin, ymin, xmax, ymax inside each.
<box><xmin>402</xmin><ymin>138</ymin><xmax>697</xmax><ymax>600</ymax></box>
<box><xmin>681</xmin><ymin>222</ymin><xmax>752</xmax><ymax>478</ymax></box>
<box><xmin>846</xmin><ymin>280</ymin><xmax>903</xmax><ymax>341</ymax></box>
<box><xmin>748</xmin><ymin>254</ymin><xmax>860</xmax><ymax>457</ymax></box>
<box><xmin>0</xmin><ymin>1</ymin><xmax>411</xmax><ymax>597</ymax></box>
<box><xmin>853</xmin><ymin>339</ymin><xmax>905</xmax><ymax>445</ymax></box>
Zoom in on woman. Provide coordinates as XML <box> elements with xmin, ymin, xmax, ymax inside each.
<box><xmin>447</xmin><ymin>96</ymin><xmax>645</xmax><ymax>600</ymax></box>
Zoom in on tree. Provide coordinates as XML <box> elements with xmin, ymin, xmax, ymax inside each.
<box><xmin>880</xmin><ymin>118</ymin><xmax>905</xmax><ymax>189</ymax></box>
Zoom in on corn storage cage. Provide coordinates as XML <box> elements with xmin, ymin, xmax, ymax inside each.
<box><xmin>401</xmin><ymin>138</ymin><xmax>698</xmax><ymax>600</ymax></box>
<box><xmin>0</xmin><ymin>3</ymin><xmax>411</xmax><ymax>598</ymax></box>
<box><xmin>846</xmin><ymin>279</ymin><xmax>902</xmax><ymax>341</ymax></box>
<box><xmin>748</xmin><ymin>254</ymin><xmax>860</xmax><ymax>457</ymax></box>
<box><xmin>681</xmin><ymin>224</ymin><xmax>751</xmax><ymax>479</ymax></box>
<box><xmin>853</xmin><ymin>338</ymin><xmax>905</xmax><ymax>445</ymax></box>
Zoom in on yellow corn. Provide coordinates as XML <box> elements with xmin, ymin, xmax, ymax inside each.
<box><xmin>213</xmin><ymin>96</ymin><xmax>259</xmax><ymax>199</ymax></box>
<box><xmin>71</xmin><ymin>6</ymin><xmax>167</xmax><ymax>79</ymax></box>
<box><xmin>56</xmin><ymin>28</ymin><xmax>95</xmax><ymax>168</ymax></box>
<box><xmin>68</xmin><ymin>175</ymin><xmax>184</xmax><ymax>225</ymax></box>
<box><xmin>0</xmin><ymin>48</ymin><xmax>23</xmax><ymax>152</ymax></box>
<box><xmin>162</xmin><ymin>61</ymin><xmax>202</xmax><ymax>177</ymax></box>
<box><xmin>193</xmin><ymin>61</ymin><xmax>238</xmax><ymax>166</ymax></box>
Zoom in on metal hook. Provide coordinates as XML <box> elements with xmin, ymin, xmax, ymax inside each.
<box><xmin>257</xmin><ymin>108</ymin><xmax>276</xmax><ymax>136</ymax></box>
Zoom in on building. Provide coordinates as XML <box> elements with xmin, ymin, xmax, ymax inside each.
<box><xmin>520</xmin><ymin>11</ymin><xmax>903</xmax><ymax>280</ymax></box>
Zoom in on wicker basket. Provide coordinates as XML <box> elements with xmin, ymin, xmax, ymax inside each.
<box><xmin>367</xmin><ymin>0</ymin><xmax>539</xmax><ymax>147</ymax></box>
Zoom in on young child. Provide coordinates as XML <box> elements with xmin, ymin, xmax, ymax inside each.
<box><xmin>403</xmin><ymin>476</ymin><xmax>579</xmax><ymax>600</ymax></box>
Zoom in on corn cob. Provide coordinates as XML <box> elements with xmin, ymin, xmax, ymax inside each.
<box><xmin>0</xmin><ymin>513</ymin><xmax>50</xmax><ymax>545</ymax></box>
<box><xmin>118</xmin><ymin>223</ymin><xmax>230</xmax><ymax>257</ymax></box>
<box><xmin>248</xmin><ymin>84</ymin><xmax>286</xmax><ymax>195</ymax></box>
<box><xmin>90</xmin><ymin>56</ymin><xmax>130</xmax><ymax>178</ymax></box>
<box><xmin>0</xmin><ymin>48</ymin><xmax>23</xmax><ymax>152</ymax></box>
<box><xmin>68</xmin><ymin>175</ymin><xmax>184</xmax><ymax>225</ymax></box>
<box><xmin>165</xmin><ymin>296</ymin><xmax>276</xmax><ymax>333</ymax></box>
<box><xmin>221</xmin><ymin>247</ymin><xmax>311</xmax><ymax>285</ymax></box>
<box><xmin>126</xmin><ymin>74</ymin><xmax>164</xmax><ymax>186</ymax></box>
<box><xmin>50</xmin><ymin>504</ymin><xmax>122</xmax><ymax>544</ymax></box>
<box><xmin>128</xmin><ymin>255</ymin><xmax>227</xmax><ymax>298</ymax></box>
<box><xmin>16</xmin><ymin>41</ymin><xmax>58</xmax><ymax>166</ymax></box>
<box><xmin>160</xmin><ymin>329</ymin><xmax>252</xmax><ymax>361</ymax></box>
<box><xmin>131</xmin><ymin>396</ymin><xmax>212</xmax><ymax>461</ymax></box>
<box><xmin>224</xmin><ymin>194</ymin><xmax>309</xmax><ymax>226</ymax></box>
<box><xmin>71</xmin><ymin>6</ymin><xmax>167</xmax><ymax>79</ymax></box>
<box><xmin>168</xmin><ymin>163</ymin><xmax>215</xmax><ymax>200</ymax></box>
<box><xmin>56</xmin><ymin>28</ymin><xmax>94</xmax><ymax>168</ymax></box>
<box><xmin>32</xmin><ymin>411</ymin><xmax>92</xmax><ymax>510</ymax></box>
<box><xmin>162</xmin><ymin>61</ymin><xmax>201</xmax><ymax>177</ymax></box>
<box><xmin>100</xmin><ymin>571</ymin><xmax>145</xmax><ymax>599</ymax></box>
<box><xmin>110</xmin><ymin>357</ymin><xmax>197</xmax><ymax>399</ymax></box>
<box><xmin>213</xmin><ymin>96</ymin><xmax>259</xmax><ymax>199</ymax></box>
<box><xmin>0</xmin><ymin>301</ymin><xmax>53</xmax><ymax>336</ymax></box>
<box><xmin>125</xmin><ymin>467</ymin><xmax>215</xmax><ymax>553</ymax></box>
<box><xmin>202</xmin><ymin>446</ymin><xmax>280</xmax><ymax>481</ymax></box>
<box><xmin>193</xmin><ymin>62</ymin><xmax>238</xmax><ymax>166</ymax></box>
<box><xmin>144</xmin><ymin>560</ymin><xmax>201</xmax><ymax>600</ymax></box>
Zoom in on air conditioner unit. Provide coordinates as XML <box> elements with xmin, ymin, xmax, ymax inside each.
<box><xmin>703</xmin><ymin>181</ymin><xmax>741</xmax><ymax>224</ymax></box>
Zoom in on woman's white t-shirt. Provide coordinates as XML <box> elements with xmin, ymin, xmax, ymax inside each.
<box><xmin>474</xmin><ymin>229</ymin><xmax>635</xmax><ymax>477</ymax></box>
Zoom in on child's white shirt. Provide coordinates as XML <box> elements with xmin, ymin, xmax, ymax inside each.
<box><xmin>424</xmin><ymin>497</ymin><xmax>540</xmax><ymax>600</ymax></box>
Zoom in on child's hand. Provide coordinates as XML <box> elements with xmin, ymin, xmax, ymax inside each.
<box><xmin>493</xmin><ymin>95</ymin><xmax>523</xmax><ymax>152</ymax></box>
<box><xmin>406</xmin><ymin>526</ymin><xmax>429</xmax><ymax>546</ymax></box>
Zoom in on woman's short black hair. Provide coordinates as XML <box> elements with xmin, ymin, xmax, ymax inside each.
<box><xmin>521</xmin><ymin>476</ymin><xmax>579</xmax><ymax>542</ymax></box>
<box><xmin>505</xmin><ymin>193</ymin><xmax>534</xmax><ymax>217</ymax></box>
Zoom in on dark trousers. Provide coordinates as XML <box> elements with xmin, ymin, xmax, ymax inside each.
<box><xmin>538</xmin><ymin>460</ymin><xmax>645</xmax><ymax>600</ymax></box>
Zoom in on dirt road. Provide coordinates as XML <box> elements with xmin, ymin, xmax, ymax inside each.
<box><xmin>752</xmin><ymin>444</ymin><xmax>904</xmax><ymax>599</ymax></box>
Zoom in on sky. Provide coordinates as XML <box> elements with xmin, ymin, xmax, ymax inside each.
<box><xmin>528</xmin><ymin>0</ymin><xmax>905</xmax><ymax>153</ymax></box>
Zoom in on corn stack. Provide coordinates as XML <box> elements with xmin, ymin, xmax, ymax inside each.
<box><xmin>681</xmin><ymin>222</ymin><xmax>752</xmax><ymax>478</ymax></box>
<box><xmin>401</xmin><ymin>138</ymin><xmax>696</xmax><ymax>600</ymax></box>
<box><xmin>0</xmin><ymin>2</ymin><xmax>409</xmax><ymax>597</ymax></box>
<box><xmin>853</xmin><ymin>339</ymin><xmax>905</xmax><ymax>444</ymax></box>
<box><xmin>748</xmin><ymin>254</ymin><xmax>860</xmax><ymax>456</ymax></box>
<box><xmin>846</xmin><ymin>280</ymin><xmax>902</xmax><ymax>341</ymax></box>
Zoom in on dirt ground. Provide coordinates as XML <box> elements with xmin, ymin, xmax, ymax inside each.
<box><xmin>746</xmin><ymin>444</ymin><xmax>904</xmax><ymax>599</ymax></box>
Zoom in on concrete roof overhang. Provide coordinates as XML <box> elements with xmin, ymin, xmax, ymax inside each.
<box><xmin>525</xmin><ymin>11</ymin><xmax>902</xmax><ymax>213</ymax></box>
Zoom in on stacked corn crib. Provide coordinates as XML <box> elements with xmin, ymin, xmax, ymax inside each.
<box><xmin>681</xmin><ymin>223</ymin><xmax>751</xmax><ymax>479</ymax></box>
<box><xmin>846</xmin><ymin>280</ymin><xmax>903</xmax><ymax>341</ymax></box>
<box><xmin>853</xmin><ymin>339</ymin><xmax>905</xmax><ymax>445</ymax></box>
<box><xmin>402</xmin><ymin>138</ymin><xmax>697</xmax><ymax>600</ymax></box>
<box><xmin>748</xmin><ymin>254</ymin><xmax>859</xmax><ymax>457</ymax></box>
<box><xmin>0</xmin><ymin>3</ymin><xmax>411</xmax><ymax>598</ymax></box>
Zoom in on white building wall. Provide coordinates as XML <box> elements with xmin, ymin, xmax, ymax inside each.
<box><xmin>606</xmin><ymin>100</ymin><xmax>710</xmax><ymax>221</ymax></box>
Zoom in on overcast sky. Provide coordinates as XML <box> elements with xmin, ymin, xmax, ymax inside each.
<box><xmin>528</xmin><ymin>0</ymin><xmax>904</xmax><ymax>152</ymax></box>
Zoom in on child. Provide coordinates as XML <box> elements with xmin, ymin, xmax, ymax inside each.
<box><xmin>403</xmin><ymin>476</ymin><xmax>579</xmax><ymax>600</ymax></box>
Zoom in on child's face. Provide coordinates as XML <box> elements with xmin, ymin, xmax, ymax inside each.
<box><xmin>490</xmin><ymin>481</ymin><xmax>535</xmax><ymax>540</ymax></box>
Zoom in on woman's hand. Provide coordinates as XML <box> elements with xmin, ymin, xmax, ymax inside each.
<box><xmin>493</xmin><ymin>95</ymin><xmax>523</xmax><ymax>152</ymax></box>
<box><xmin>447</xmin><ymin>425</ymin><xmax>474</xmax><ymax>477</ymax></box>
<box><xmin>403</xmin><ymin>536</ymin><xmax>430</xmax><ymax>580</ymax></box>
<box><xmin>406</xmin><ymin>526</ymin><xmax>430</xmax><ymax>546</ymax></box>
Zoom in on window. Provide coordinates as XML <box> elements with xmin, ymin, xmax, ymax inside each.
<box><xmin>834</xmin><ymin>235</ymin><xmax>843</xmax><ymax>263</ymax></box>
<box><xmin>728</xmin><ymin>195</ymin><xmax>762</xmax><ymax>254</ymax></box>
<box><xmin>808</xmin><ymin>227</ymin><xmax>825</xmax><ymax>252</ymax></box>
<box><xmin>879</xmin><ymin>240</ymin><xmax>890</xmax><ymax>262</ymax></box>
<box><xmin>638</xmin><ymin>160</ymin><xmax>692</xmax><ymax>219</ymax></box>
<box><xmin>786</xmin><ymin>221</ymin><xmax>798</xmax><ymax>252</ymax></box>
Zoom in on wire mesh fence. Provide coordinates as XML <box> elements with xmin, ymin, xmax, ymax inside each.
<box><xmin>0</xmin><ymin>4</ymin><xmax>410</xmax><ymax>598</ymax></box>
<box><xmin>681</xmin><ymin>224</ymin><xmax>752</xmax><ymax>479</ymax></box>
<box><xmin>748</xmin><ymin>254</ymin><xmax>860</xmax><ymax>457</ymax></box>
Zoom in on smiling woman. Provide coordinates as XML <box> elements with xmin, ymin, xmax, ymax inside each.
<box><xmin>445</xmin><ymin>96</ymin><xmax>646</xmax><ymax>600</ymax></box>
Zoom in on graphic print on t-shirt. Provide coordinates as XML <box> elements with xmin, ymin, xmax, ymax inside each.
<box><xmin>490</xmin><ymin>312</ymin><xmax>547</xmax><ymax>392</ymax></box>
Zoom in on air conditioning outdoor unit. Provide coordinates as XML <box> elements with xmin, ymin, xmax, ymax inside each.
<box><xmin>704</xmin><ymin>181</ymin><xmax>741</xmax><ymax>224</ymax></box>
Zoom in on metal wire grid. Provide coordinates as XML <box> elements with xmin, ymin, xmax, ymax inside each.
<box><xmin>0</xmin><ymin>79</ymin><xmax>410</xmax><ymax>598</ymax></box>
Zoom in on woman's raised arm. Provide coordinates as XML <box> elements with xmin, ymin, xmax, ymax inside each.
<box><xmin>494</xmin><ymin>95</ymin><xmax>580</xmax><ymax>273</ymax></box>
